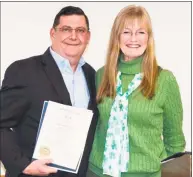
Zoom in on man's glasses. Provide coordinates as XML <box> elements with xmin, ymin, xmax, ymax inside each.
<box><xmin>55</xmin><ymin>26</ymin><xmax>89</xmax><ymax>36</ymax></box>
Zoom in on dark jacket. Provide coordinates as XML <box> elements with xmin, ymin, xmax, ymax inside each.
<box><xmin>0</xmin><ymin>48</ymin><xmax>98</xmax><ymax>177</ymax></box>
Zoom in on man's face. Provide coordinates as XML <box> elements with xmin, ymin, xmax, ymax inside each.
<box><xmin>50</xmin><ymin>15</ymin><xmax>90</xmax><ymax>61</ymax></box>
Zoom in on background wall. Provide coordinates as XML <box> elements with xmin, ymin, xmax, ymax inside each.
<box><xmin>1</xmin><ymin>1</ymin><xmax>191</xmax><ymax>173</ymax></box>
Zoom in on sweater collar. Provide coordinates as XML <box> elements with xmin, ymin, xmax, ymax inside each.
<box><xmin>118</xmin><ymin>54</ymin><xmax>143</xmax><ymax>74</ymax></box>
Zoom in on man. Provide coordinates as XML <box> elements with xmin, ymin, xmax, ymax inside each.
<box><xmin>0</xmin><ymin>6</ymin><xmax>97</xmax><ymax>177</ymax></box>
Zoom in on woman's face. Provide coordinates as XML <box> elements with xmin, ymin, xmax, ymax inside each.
<box><xmin>120</xmin><ymin>19</ymin><xmax>148</xmax><ymax>61</ymax></box>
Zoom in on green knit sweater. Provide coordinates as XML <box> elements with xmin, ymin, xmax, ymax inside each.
<box><xmin>88</xmin><ymin>56</ymin><xmax>185</xmax><ymax>177</ymax></box>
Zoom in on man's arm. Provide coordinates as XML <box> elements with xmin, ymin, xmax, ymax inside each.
<box><xmin>0</xmin><ymin>61</ymin><xmax>57</xmax><ymax>176</ymax></box>
<box><xmin>0</xmin><ymin>61</ymin><xmax>32</xmax><ymax>176</ymax></box>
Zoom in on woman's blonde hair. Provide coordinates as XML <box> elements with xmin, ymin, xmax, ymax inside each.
<box><xmin>97</xmin><ymin>5</ymin><xmax>159</xmax><ymax>103</ymax></box>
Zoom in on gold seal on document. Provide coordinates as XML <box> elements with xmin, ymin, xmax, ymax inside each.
<box><xmin>39</xmin><ymin>146</ymin><xmax>51</xmax><ymax>157</ymax></box>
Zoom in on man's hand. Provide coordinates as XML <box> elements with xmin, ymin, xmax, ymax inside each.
<box><xmin>23</xmin><ymin>159</ymin><xmax>57</xmax><ymax>176</ymax></box>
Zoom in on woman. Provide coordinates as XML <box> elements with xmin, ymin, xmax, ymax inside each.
<box><xmin>87</xmin><ymin>5</ymin><xmax>185</xmax><ymax>177</ymax></box>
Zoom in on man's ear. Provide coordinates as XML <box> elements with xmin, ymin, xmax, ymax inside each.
<box><xmin>50</xmin><ymin>28</ymin><xmax>56</xmax><ymax>39</ymax></box>
<box><xmin>86</xmin><ymin>31</ymin><xmax>91</xmax><ymax>44</ymax></box>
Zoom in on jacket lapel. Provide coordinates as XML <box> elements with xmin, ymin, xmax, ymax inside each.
<box><xmin>41</xmin><ymin>48</ymin><xmax>71</xmax><ymax>105</ymax></box>
<box><xmin>82</xmin><ymin>64</ymin><xmax>93</xmax><ymax>109</ymax></box>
